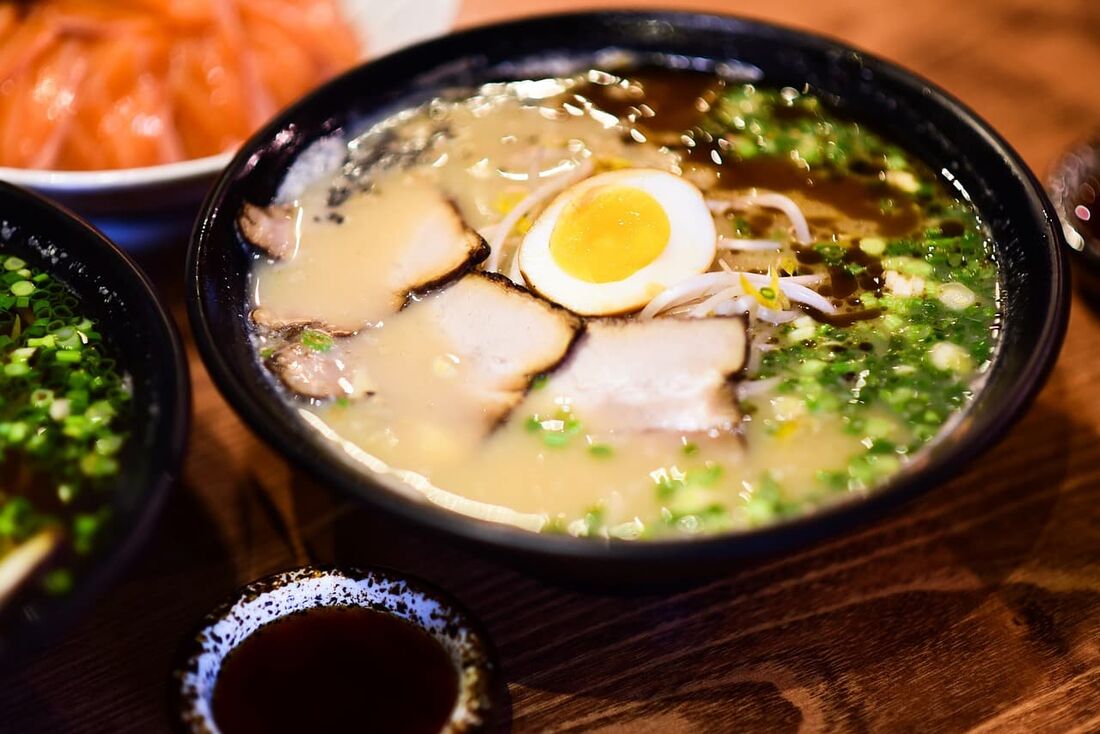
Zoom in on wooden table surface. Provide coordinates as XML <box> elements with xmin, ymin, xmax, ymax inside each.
<box><xmin>5</xmin><ymin>0</ymin><xmax>1100</xmax><ymax>731</ymax></box>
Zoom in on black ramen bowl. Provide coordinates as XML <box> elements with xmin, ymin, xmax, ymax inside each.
<box><xmin>0</xmin><ymin>182</ymin><xmax>190</xmax><ymax>666</ymax></box>
<box><xmin>187</xmin><ymin>11</ymin><xmax>1068</xmax><ymax>584</ymax></box>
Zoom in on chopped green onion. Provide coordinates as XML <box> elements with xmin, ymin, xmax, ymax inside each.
<box><xmin>80</xmin><ymin>453</ymin><xmax>118</xmax><ymax>478</ymax></box>
<box><xmin>94</xmin><ymin>435</ymin><xmax>123</xmax><ymax>455</ymax></box>
<box><xmin>26</xmin><ymin>335</ymin><xmax>55</xmax><ymax>348</ymax></box>
<box><xmin>686</xmin><ymin>464</ymin><xmax>723</xmax><ymax>487</ymax></box>
<box><xmin>29</xmin><ymin>388</ymin><xmax>53</xmax><ymax>407</ymax></box>
<box><xmin>542</xmin><ymin>432</ymin><xmax>569</xmax><ymax>448</ymax></box>
<box><xmin>42</xmin><ymin>569</ymin><xmax>73</xmax><ymax>595</ymax></box>
<box><xmin>300</xmin><ymin>329</ymin><xmax>334</xmax><ymax>352</ymax></box>
<box><xmin>57</xmin><ymin>484</ymin><xmax>75</xmax><ymax>504</ymax></box>
<box><xmin>0</xmin><ymin>249</ymin><xmax>130</xmax><ymax>584</ymax></box>
<box><xmin>6</xmin><ymin>422</ymin><xmax>28</xmax><ymax>443</ymax></box>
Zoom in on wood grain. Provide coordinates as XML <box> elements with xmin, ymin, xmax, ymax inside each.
<box><xmin>4</xmin><ymin>0</ymin><xmax>1100</xmax><ymax>731</ymax></box>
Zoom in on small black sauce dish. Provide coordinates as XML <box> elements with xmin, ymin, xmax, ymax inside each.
<box><xmin>0</xmin><ymin>181</ymin><xmax>190</xmax><ymax>668</ymax></box>
<box><xmin>175</xmin><ymin>566</ymin><xmax>498</xmax><ymax>734</ymax></box>
<box><xmin>187</xmin><ymin>11</ymin><xmax>1068</xmax><ymax>585</ymax></box>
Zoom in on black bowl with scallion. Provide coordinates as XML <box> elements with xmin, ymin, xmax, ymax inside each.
<box><xmin>0</xmin><ymin>182</ymin><xmax>188</xmax><ymax>668</ymax></box>
<box><xmin>189</xmin><ymin>11</ymin><xmax>1067</xmax><ymax>585</ymax></box>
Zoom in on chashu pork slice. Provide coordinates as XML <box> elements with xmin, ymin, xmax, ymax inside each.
<box><xmin>543</xmin><ymin>316</ymin><xmax>747</xmax><ymax>434</ymax></box>
<box><xmin>239</xmin><ymin>202</ymin><xmax>297</xmax><ymax>260</ymax></box>
<box><xmin>404</xmin><ymin>273</ymin><xmax>583</xmax><ymax>425</ymax></box>
<box><xmin>266</xmin><ymin>339</ymin><xmax>373</xmax><ymax>400</ymax></box>
<box><xmin>246</xmin><ymin>181</ymin><xmax>489</xmax><ymax>333</ymax></box>
<box><xmin>266</xmin><ymin>273</ymin><xmax>582</xmax><ymax>432</ymax></box>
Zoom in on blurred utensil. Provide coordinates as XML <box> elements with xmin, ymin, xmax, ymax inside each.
<box><xmin>0</xmin><ymin>529</ymin><xmax>63</xmax><ymax>610</ymax></box>
<box><xmin>1049</xmin><ymin>136</ymin><xmax>1100</xmax><ymax>300</ymax></box>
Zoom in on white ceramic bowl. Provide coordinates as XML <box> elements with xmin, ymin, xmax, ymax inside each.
<box><xmin>0</xmin><ymin>0</ymin><xmax>459</xmax><ymax>249</ymax></box>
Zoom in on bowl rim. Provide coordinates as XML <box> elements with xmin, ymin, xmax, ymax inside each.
<box><xmin>187</xmin><ymin>9</ymin><xmax>1069</xmax><ymax>566</ymax></box>
<box><xmin>0</xmin><ymin>153</ymin><xmax>233</xmax><ymax>193</ymax></box>
<box><xmin>0</xmin><ymin>180</ymin><xmax>191</xmax><ymax>665</ymax></box>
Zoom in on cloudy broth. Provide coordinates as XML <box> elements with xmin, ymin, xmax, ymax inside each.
<box><xmin>244</xmin><ymin>68</ymin><xmax>999</xmax><ymax>539</ymax></box>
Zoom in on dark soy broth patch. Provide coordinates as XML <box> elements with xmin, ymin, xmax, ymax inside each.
<box><xmin>575</xmin><ymin>67</ymin><xmax>725</xmax><ymax>136</ymax></box>
<box><xmin>575</xmin><ymin>69</ymin><xmax>923</xmax><ymax>236</ymax></box>
<box><xmin>212</xmin><ymin>606</ymin><xmax>459</xmax><ymax>734</ymax></box>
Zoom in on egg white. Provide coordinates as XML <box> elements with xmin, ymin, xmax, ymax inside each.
<box><xmin>518</xmin><ymin>169</ymin><xmax>717</xmax><ymax>315</ymax></box>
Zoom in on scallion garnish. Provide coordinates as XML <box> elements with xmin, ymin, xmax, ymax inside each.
<box><xmin>0</xmin><ymin>250</ymin><xmax>130</xmax><ymax>594</ymax></box>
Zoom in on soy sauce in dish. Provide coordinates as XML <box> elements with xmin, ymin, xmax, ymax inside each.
<box><xmin>211</xmin><ymin>606</ymin><xmax>459</xmax><ymax>734</ymax></box>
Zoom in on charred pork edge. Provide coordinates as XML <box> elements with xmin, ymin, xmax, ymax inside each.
<box><xmin>265</xmin><ymin>342</ymin><xmax>376</xmax><ymax>402</ymax></box>
<box><xmin>399</xmin><ymin>200</ymin><xmax>492</xmax><ymax>310</ymax></box>
<box><xmin>432</xmin><ymin>271</ymin><xmax>587</xmax><ymax>434</ymax></box>
<box><xmin>596</xmin><ymin>311</ymin><xmax>750</xmax><ymax>399</ymax></box>
<box><xmin>561</xmin><ymin>311</ymin><xmax>749</xmax><ymax>386</ymax></box>
<box><xmin>250</xmin><ymin>309</ymin><xmax>358</xmax><ymax>338</ymax></box>
<box><xmin>518</xmin><ymin>262</ymin><xmax>675</xmax><ymax>318</ymax></box>
<box><xmin>401</xmin><ymin>268</ymin><xmax>588</xmax><ymax>434</ymax></box>
<box><xmin>722</xmin><ymin>311</ymin><xmax>752</xmax><ymax>382</ymax></box>
<box><xmin>486</xmin><ymin>318</ymin><xmax>588</xmax><ymax>435</ymax></box>
<box><xmin>266</xmin><ymin>343</ymin><xmax>332</xmax><ymax>400</ymax></box>
<box><xmin>720</xmin><ymin>312</ymin><xmax>751</xmax><ymax>445</ymax></box>
<box><xmin>472</xmin><ymin>271</ymin><xmax>585</xmax><ymax>332</ymax></box>
<box><xmin>545</xmin><ymin>313</ymin><xmax>749</xmax><ymax>439</ymax></box>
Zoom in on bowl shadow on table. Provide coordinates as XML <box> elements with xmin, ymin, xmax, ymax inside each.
<box><xmin>320</xmin><ymin>382</ymin><xmax>1089</xmax><ymax>731</ymax></box>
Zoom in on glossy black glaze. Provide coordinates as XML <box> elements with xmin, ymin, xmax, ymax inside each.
<box><xmin>187</xmin><ymin>11</ymin><xmax>1068</xmax><ymax>585</ymax></box>
<box><xmin>0</xmin><ymin>182</ymin><xmax>190</xmax><ymax>666</ymax></box>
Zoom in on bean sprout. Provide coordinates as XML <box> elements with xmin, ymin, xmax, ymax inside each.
<box><xmin>640</xmin><ymin>271</ymin><xmax>829</xmax><ymax>318</ymax></box>
<box><xmin>737</xmin><ymin>376</ymin><xmax>782</xmax><ymax>400</ymax></box>
<box><xmin>706</xmin><ymin>190</ymin><xmax>813</xmax><ymax>244</ymax></box>
<box><xmin>507</xmin><ymin>249</ymin><xmax>524</xmax><ymax>285</ymax></box>
<box><xmin>756</xmin><ymin>306</ymin><xmax>800</xmax><ymax>324</ymax></box>
<box><xmin>690</xmin><ymin>287</ymin><xmax>744</xmax><ymax>317</ymax></box>
<box><xmin>484</xmin><ymin>158</ymin><xmax>595</xmax><ymax>272</ymax></box>
<box><xmin>717</xmin><ymin>237</ymin><xmax>783</xmax><ymax>252</ymax></box>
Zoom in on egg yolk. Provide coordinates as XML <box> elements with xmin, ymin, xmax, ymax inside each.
<box><xmin>549</xmin><ymin>186</ymin><xmax>670</xmax><ymax>283</ymax></box>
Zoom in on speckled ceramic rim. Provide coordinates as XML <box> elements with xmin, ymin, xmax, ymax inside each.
<box><xmin>175</xmin><ymin>566</ymin><xmax>498</xmax><ymax>734</ymax></box>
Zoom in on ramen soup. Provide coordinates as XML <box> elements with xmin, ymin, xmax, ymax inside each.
<box><xmin>241</xmin><ymin>68</ymin><xmax>1000</xmax><ymax>539</ymax></box>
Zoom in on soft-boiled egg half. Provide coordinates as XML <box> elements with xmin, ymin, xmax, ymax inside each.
<box><xmin>518</xmin><ymin>168</ymin><xmax>717</xmax><ymax>315</ymax></box>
